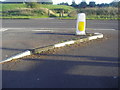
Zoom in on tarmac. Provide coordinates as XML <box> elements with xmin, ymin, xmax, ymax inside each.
<box><xmin>2</xmin><ymin>30</ymin><xmax>119</xmax><ymax>88</ymax></box>
<box><xmin>1</xmin><ymin>19</ymin><xmax>119</xmax><ymax>88</ymax></box>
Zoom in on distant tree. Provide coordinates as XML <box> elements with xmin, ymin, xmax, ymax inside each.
<box><xmin>118</xmin><ymin>1</ymin><xmax>120</xmax><ymax>7</ymax></box>
<box><xmin>78</xmin><ymin>1</ymin><xmax>87</xmax><ymax>8</ymax></box>
<box><xmin>40</xmin><ymin>2</ymin><xmax>53</xmax><ymax>4</ymax></box>
<box><xmin>99</xmin><ymin>3</ymin><xmax>105</xmax><ymax>7</ymax></box>
<box><xmin>71</xmin><ymin>0</ymin><xmax>77</xmax><ymax>7</ymax></box>
<box><xmin>104</xmin><ymin>3</ymin><xmax>110</xmax><ymax>7</ymax></box>
<box><xmin>58</xmin><ymin>2</ymin><xmax>69</xmax><ymax>6</ymax></box>
<box><xmin>96</xmin><ymin>4</ymin><xmax>100</xmax><ymax>7</ymax></box>
<box><xmin>110</xmin><ymin>1</ymin><xmax>118</xmax><ymax>7</ymax></box>
<box><xmin>38</xmin><ymin>0</ymin><xmax>53</xmax><ymax>4</ymax></box>
<box><xmin>89</xmin><ymin>1</ymin><xmax>96</xmax><ymax>7</ymax></box>
<box><xmin>26</xmin><ymin>2</ymin><xmax>39</xmax><ymax>8</ymax></box>
<box><xmin>97</xmin><ymin>3</ymin><xmax>110</xmax><ymax>7</ymax></box>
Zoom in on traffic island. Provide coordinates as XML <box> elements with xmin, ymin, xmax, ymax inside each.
<box><xmin>0</xmin><ymin>32</ymin><xmax>103</xmax><ymax>64</ymax></box>
<box><xmin>33</xmin><ymin>32</ymin><xmax>103</xmax><ymax>54</ymax></box>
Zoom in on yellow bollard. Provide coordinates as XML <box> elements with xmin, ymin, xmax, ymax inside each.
<box><xmin>76</xmin><ymin>13</ymin><xmax>86</xmax><ymax>35</ymax></box>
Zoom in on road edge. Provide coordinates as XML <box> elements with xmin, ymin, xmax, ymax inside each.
<box><xmin>0</xmin><ymin>33</ymin><xmax>103</xmax><ymax>64</ymax></box>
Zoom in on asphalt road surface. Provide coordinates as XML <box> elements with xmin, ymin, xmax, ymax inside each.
<box><xmin>2</xmin><ymin>19</ymin><xmax>118</xmax><ymax>29</ymax></box>
<box><xmin>1</xmin><ymin>19</ymin><xmax>119</xmax><ymax>61</ymax></box>
<box><xmin>2</xmin><ymin>28</ymin><xmax>119</xmax><ymax>88</ymax></box>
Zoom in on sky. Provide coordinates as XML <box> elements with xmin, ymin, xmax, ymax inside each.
<box><xmin>0</xmin><ymin>0</ymin><xmax>119</xmax><ymax>4</ymax></box>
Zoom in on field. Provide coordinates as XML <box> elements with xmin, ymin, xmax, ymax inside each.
<box><xmin>78</xmin><ymin>7</ymin><xmax>119</xmax><ymax>20</ymax></box>
<box><xmin>0</xmin><ymin>3</ymin><xmax>119</xmax><ymax>19</ymax></box>
<box><xmin>1</xmin><ymin>3</ymin><xmax>75</xmax><ymax>18</ymax></box>
<box><xmin>1</xmin><ymin>4</ymin><xmax>75</xmax><ymax>11</ymax></box>
<box><xmin>1</xmin><ymin>4</ymin><xmax>25</xmax><ymax>11</ymax></box>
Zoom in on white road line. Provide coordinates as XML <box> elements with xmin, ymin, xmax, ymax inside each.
<box><xmin>1</xmin><ymin>28</ymin><xmax>117</xmax><ymax>32</ymax></box>
<box><xmin>8</xmin><ymin>28</ymin><xmax>27</xmax><ymax>30</ymax></box>
<box><xmin>32</xmin><ymin>30</ymin><xmax>53</xmax><ymax>32</ymax></box>
<box><xmin>0</xmin><ymin>28</ymin><xmax>8</xmax><ymax>32</ymax></box>
<box><xmin>7</xmin><ymin>28</ymin><xmax>75</xmax><ymax>30</ymax></box>
<box><xmin>93</xmin><ymin>29</ymin><xmax>116</xmax><ymax>30</ymax></box>
<box><xmin>7</xmin><ymin>28</ymin><xmax>116</xmax><ymax>30</ymax></box>
<box><xmin>47</xmin><ymin>22</ymin><xmax>66</xmax><ymax>23</ymax></box>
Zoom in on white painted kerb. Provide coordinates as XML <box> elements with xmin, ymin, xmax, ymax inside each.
<box><xmin>54</xmin><ymin>41</ymin><xmax>75</xmax><ymax>48</ymax></box>
<box><xmin>89</xmin><ymin>33</ymin><xmax>103</xmax><ymax>40</ymax></box>
<box><xmin>0</xmin><ymin>50</ymin><xmax>31</xmax><ymax>64</ymax></box>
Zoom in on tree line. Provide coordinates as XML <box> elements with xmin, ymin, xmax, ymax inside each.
<box><xmin>58</xmin><ymin>0</ymin><xmax>120</xmax><ymax>8</ymax></box>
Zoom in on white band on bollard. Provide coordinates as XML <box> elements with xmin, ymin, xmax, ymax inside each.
<box><xmin>76</xmin><ymin>13</ymin><xmax>86</xmax><ymax>35</ymax></box>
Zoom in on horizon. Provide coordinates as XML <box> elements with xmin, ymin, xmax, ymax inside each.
<box><xmin>0</xmin><ymin>0</ymin><xmax>119</xmax><ymax>5</ymax></box>
<box><xmin>53</xmin><ymin>0</ymin><xmax>119</xmax><ymax>5</ymax></box>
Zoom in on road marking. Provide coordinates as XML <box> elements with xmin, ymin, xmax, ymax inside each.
<box><xmin>1</xmin><ymin>28</ymin><xmax>117</xmax><ymax>33</ymax></box>
<box><xmin>47</xmin><ymin>22</ymin><xmax>66</xmax><ymax>23</ymax></box>
<box><xmin>7</xmin><ymin>28</ymin><xmax>75</xmax><ymax>30</ymax></box>
<box><xmin>93</xmin><ymin>29</ymin><xmax>116</xmax><ymax>30</ymax></box>
<box><xmin>0</xmin><ymin>28</ymin><xmax>8</xmax><ymax>32</ymax></box>
<box><xmin>32</xmin><ymin>30</ymin><xmax>53</xmax><ymax>32</ymax></box>
<box><xmin>7</xmin><ymin>28</ymin><xmax>116</xmax><ymax>30</ymax></box>
<box><xmin>31</xmin><ymin>28</ymin><xmax>75</xmax><ymax>30</ymax></box>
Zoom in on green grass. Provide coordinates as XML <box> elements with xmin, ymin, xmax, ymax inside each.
<box><xmin>1</xmin><ymin>4</ymin><xmax>26</xmax><ymax>11</ymax></box>
<box><xmin>0</xmin><ymin>15</ymin><xmax>49</xmax><ymax>19</ymax></box>
<box><xmin>57</xmin><ymin>15</ymin><xmax>119</xmax><ymax>20</ymax></box>
<box><xmin>0</xmin><ymin>4</ymin><xmax>2</xmax><ymax>11</ymax></box>
<box><xmin>39</xmin><ymin>4</ymin><xmax>75</xmax><ymax>11</ymax></box>
<box><xmin>1</xmin><ymin>4</ymin><xmax>75</xmax><ymax>12</ymax></box>
<box><xmin>1</xmin><ymin>3</ymin><xmax>75</xmax><ymax>19</ymax></box>
<box><xmin>1</xmin><ymin>4</ymin><xmax>119</xmax><ymax>20</ymax></box>
<box><xmin>78</xmin><ymin>7</ymin><xmax>119</xmax><ymax>20</ymax></box>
